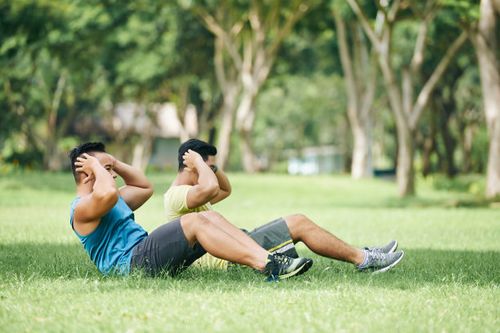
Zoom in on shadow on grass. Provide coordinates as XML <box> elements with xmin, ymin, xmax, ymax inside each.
<box><xmin>0</xmin><ymin>242</ymin><xmax>100</xmax><ymax>280</ymax></box>
<box><xmin>0</xmin><ymin>243</ymin><xmax>498</xmax><ymax>290</ymax></box>
<box><xmin>305</xmin><ymin>247</ymin><xmax>499</xmax><ymax>289</ymax></box>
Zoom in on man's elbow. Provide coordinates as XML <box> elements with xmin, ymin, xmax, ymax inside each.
<box><xmin>205</xmin><ymin>183</ymin><xmax>220</xmax><ymax>199</ymax></box>
<box><xmin>95</xmin><ymin>188</ymin><xmax>119</xmax><ymax>206</ymax></box>
<box><xmin>145</xmin><ymin>187</ymin><xmax>154</xmax><ymax>200</ymax></box>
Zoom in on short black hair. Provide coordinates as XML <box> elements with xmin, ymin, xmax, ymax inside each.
<box><xmin>69</xmin><ymin>142</ymin><xmax>106</xmax><ymax>182</ymax></box>
<box><xmin>178</xmin><ymin>139</ymin><xmax>217</xmax><ymax>171</ymax></box>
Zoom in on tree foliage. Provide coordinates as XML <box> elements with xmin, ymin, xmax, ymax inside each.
<box><xmin>0</xmin><ymin>0</ymin><xmax>494</xmax><ymax>198</ymax></box>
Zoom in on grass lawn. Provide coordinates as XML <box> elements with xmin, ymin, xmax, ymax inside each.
<box><xmin>0</xmin><ymin>172</ymin><xmax>498</xmax><ymax>332</ymax></box>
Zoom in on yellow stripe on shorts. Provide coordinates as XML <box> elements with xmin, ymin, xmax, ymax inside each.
<box><xmin>268</xmin><ymin>239</ymin><xmax>293</xmax><ymax>253</ymax></box>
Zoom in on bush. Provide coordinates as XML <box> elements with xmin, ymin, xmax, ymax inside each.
<box><xmin>430</xmin><ymin>174</ymin><xmax>485</xmax><ymax>194</ymax></box>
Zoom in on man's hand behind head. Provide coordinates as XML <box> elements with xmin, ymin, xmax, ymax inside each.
<box><xmin>183</xmin><ymin>150</ymin><xmax>204</xmax><ymax>172</ymax></box>
<box><xmin>75</xmin><ymin>152</ymin><xmax>117</xmax><ymax>184</ymax></box>
<box><xmin>74</xmin><ymin>153</ymin><xmax>101</xmax><ymax>183</ymax></box>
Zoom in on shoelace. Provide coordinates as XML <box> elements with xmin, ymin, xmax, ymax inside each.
<box><xmin>272</xmin><ymin>253</ymin><xmax>292</xmax><ymax>266</ymax></box>
<box><xmin>368</xmin><ymin>250</ymin><xmax>386</xmax><ymax>265</ymax></box>
<box><xmin>364</xmin><ymin>246</ymin><xmax>384</xmax><ymax>253</ymax></box>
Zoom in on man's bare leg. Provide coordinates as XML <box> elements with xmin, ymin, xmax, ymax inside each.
<box><xmin>180</xmin><ymin>213</ymin><xmax>269</xmax><ymax>271</ymax></box>
<box><xmin>285</xmin><ymin>214</ymin><xmax>365</xmax><ymax>265</ymax></box>
<box><xmin>198</xmin><ymin>211</ymin><xmax>266</xmax><ymax>253</ymax></box>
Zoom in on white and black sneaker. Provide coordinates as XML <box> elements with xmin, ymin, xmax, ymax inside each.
<box><xmin>264</xmin><ymin>253</ymin><xmax>313</xmax><ymax>281</ymax></box>
<box><xmin>357</xmin><ymin>250</ymin><xmax>404</xmax><ymax>274</ymax></box>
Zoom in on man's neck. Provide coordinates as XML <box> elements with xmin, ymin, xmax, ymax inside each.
<box><xmin>76</xmin><ymin>183</ymin><xmax>93</xmax><ymax>197</ymax></box>
<box><xmin>174</xmin><ymin>171</ymin><xmax>195</xmax><ymax>186</ymax></box>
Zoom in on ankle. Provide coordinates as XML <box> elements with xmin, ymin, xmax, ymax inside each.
<box><xmin>255</xmin><ymin>253</ymin><xmax>272</xmax><ymax>272</ymax></box>
<box><xmin>354</xmin><ymin>249</ymin><xmax>367</xmax><ymax>267</ymax></box>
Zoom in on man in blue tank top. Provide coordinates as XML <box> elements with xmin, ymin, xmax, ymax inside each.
<box><xmin>69</xmin><ymin>142</ymin><xmax>312</xmax><ymax>280</ymax></box>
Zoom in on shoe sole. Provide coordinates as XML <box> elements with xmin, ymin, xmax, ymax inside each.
<box><xmin>279</xmin><ymin>258</ymin><xmax>313</xmax><ymax>280</ymax></box>
<box><xmin>372</xmin><ymin>251</ymin><xmax>404</xmax><ymax>274</ymax></box>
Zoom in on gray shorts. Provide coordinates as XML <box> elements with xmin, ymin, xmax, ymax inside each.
<box><xmin>246</xmin><ymin>218</ymin><xmax>298</xmax><ymax>258</ymax></box>
<box><xmin>130</xmin><ymin>217</ymin><xmax>297</xmax><ymax>276</ymax></box>
<box><xmin>130</xmin><ymin>218</ymin><xmax>206</xmax><ymax>276</ymax></box>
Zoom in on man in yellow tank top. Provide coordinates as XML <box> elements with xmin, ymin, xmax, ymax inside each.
<box><xmin>164</xmin><ymin>139</ymin><xmax>405</xmax><ymax>274</ymax></box>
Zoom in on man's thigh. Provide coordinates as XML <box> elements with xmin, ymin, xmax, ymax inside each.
<box><xmin>247</xmin><ymin>218</ymin><xmax>299</xmax><ymax>258</ymax></box>
<box><xmin>130</xmin><ymin>218</ymin><xmax>206</xmax><ymax>276</ymax></box>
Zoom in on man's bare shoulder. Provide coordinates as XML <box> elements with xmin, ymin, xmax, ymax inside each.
<box><xmin>72</xmin><ymin>194</ymin><xmax>102</xmax><ymax>236</ymax></box>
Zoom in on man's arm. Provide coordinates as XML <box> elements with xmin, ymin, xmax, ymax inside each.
<box><xmin>184</xmin><ymin>150</ymin><xmax>220</xmax><ymax>209</ymax></box>
<box><xmin>73</xmin><ymin>154</ymin><xmax>119</xmax><ymax>226</ymax></box>
<box><xmin>209</xmin><ymin>165</ymin><xmax>231</xmax><ymax>204</ymax></box>
<box><xmin>113</xmin><ymin>159</ymin><xmax>154</xmax><ymax>211</ymax></box>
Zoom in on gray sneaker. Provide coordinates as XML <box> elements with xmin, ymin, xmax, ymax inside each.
<box><xmin>365</xmin><ymin>240</ymin><xmax>398</xmax><ymax>254</ymax></box>
<box><xmin>264</xmin><ymin>253</ymin><xmax>313</xmax><ymax>281</ymax></box>
<box><xmin>357</xmin><ymin>250</ymin><xmax>404</xmax><ymax>274</ymax></box>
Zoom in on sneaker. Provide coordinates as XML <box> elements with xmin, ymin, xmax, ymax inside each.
<box><xmin>264</xmin><ymin>253</ymin><xmax>313</xmax><ymax>281</ymax></box>
<box><xmin>357</xmin><ymin>250</ymin><xmax>404</xmax><ymax>274</ymax></box>
<box><xmin>364</xmin><ymin>240</ymin><xmax>398</xmax><ymax>254</ymax></box>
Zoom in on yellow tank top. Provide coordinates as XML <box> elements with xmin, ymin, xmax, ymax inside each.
<box><xmin>164</xmin><ymin>185</ymin><xmax>228</xmax><ymax>270</ymax></box>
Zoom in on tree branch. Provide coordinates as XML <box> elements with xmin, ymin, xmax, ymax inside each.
<box><xmin>410</xmin><ymin>11</ymin><xmax>434</xmax><ymax>74</ymax></box>
<box><xmin>214</xmin><ymin>36</ymin><xmax>227</xmax><ymax>89</ymax></box>
<box><xmin>388</xmin><ymin>0</ymin><xmax>401</xmax><ymax>22</ymax></box>
<box><xmin>194</xmin><ymin>6</ymin><xmax>243</xmax><ymax>71</ymax></box>
<box><xmin>333</xmin><ymin>9</ymin><xmax>359</xmax><ymax>113</ymax></box>
<box><xmin>410</xmin><ymin>31</ymin><xmax>468</xmax><ymax>128</ymax></box>
<box><xmin>402</xmin><ymin>68</ymin><xmax>413</xmax><ymax>117</ymax></box>
<box><xmin>267</xmin><ymin>1</ymin><xmax>310</xmax><ymax>59</ymax></box>
<box><xmin>346</xmin><ymin>0</ymin><xmax>381</xmax><ymax>48</ymax></box>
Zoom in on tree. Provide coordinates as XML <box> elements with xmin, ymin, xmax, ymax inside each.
<box><xmin>0</xmin><ymin>0</ymin><xmax>106</xmax><ymax>170</ymax></box>
<box><xmin>332</xmin><ymin>6</ymin><xmax>377</xmax><ymax>178</ymax></box>
<box><xmin>469</xmin><ymin>0</ymin><xmax>500</xmax><ymax>198</ymax></box>
<box><xmin>193</xmin><ymin>0</ymin><xmax>315</xmax><ymax>171</ymax></box>
<box><xmin>347</xmin><ymin>0</ymin><xmax>468</xmax><ymax>196</ymax></box>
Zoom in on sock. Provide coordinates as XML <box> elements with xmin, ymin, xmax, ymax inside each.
<box><xmin>357</xmin><ymin>249</ymin><xmax>369</xmax><ymax>268</ymax></box>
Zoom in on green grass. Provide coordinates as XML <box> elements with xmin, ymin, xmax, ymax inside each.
<box><xmin>0</xmin><ymin>172</ymin><xmax>499</xmax><ymax>332</ymax></box>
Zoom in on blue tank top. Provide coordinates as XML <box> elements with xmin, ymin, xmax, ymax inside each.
<box><xmin>69</xmin><ymin>196</ymin><xmax>148</xmax><ymax>275</ymax></box>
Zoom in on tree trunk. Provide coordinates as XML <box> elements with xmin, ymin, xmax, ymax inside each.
<box><xmin>334</xmin><ymin>11</ymin><xmax>375</xmax><ymax>179</ymax></box>
<box><xmin>397</xmin><ymin>125</ymin><xmax>415</xmax><ymax>196</ymax></box>
<box><xmin>216</xmin><ymin>84</ymin><xmax>239</xmax><ymax>169</ymax></box>
<box><xmin>347</xmin><ymin>0</ymin><xmax>467</xmax><ymax>197</ymax></box>
<box><xmin>239</xmin><ymin>126</ymin><xmax>259</xmax><ymax>173</ymax></box>
<box><xmin>196</xmin><ymin>2</ymin><xmax>310</xmax><ymax>173</ymax></box>
<box><xmin>422</xmin><ymin>109</ymin><xmax>438</xmax><ymax>177</ymax></box>
<box><xmin>44</xmin><ymin>72</ymin><xmax>67</xmax><ymax>171</ymax></box>
<box><xmin>379</xmin><ymin>53</ymin><xmax>417</xmax><ymax>196</ymax></box>
<box><xmin>473</xmin><ymin>0</ymin><xmax>500</xmax><ymax>198</ymax></box>
<box><xmin>439</xmin><ymin>104</ymin><xmax>457</xmax><ymax>177</ymax></box>
<box><xmin>131</xmin><ymin>133</ymin><xmax>153</xmax><ymax>171</ymax></box>
<box><xmin>462</xmin><ymin>125</ymin><xmax>474</xmax><ymax>173</ymax></box>
<box><xmin>236</xmin><ymin>88</ymin><xmax>260</xmax><ymax>172</ymax></box>
<box><xmin>351</xmin><ymin>118</ymin><xmax>373</xmax><ymax>178</ymax></box>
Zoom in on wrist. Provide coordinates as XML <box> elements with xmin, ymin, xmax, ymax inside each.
<box><xmin>113</xmin><ymin>159</ymin><xmax>122</xmax><ymax>172</ymax></box>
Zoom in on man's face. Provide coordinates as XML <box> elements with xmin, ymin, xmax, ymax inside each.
<box><xmin>93</xmin><ymin>152</ymin><xmax>117</xmax><ymax>179</ymax></box>
<box><xmin>191</xmin><ymin>155</ymin><xmax>215</xmax><ymax>183</ymax></box>
<box><xmin>206</xmin><ymin>155</ymin><xmax>216</xmax><ymax>166</ymax></box>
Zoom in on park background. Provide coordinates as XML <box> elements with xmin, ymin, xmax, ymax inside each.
<box><xmin>0</xmin><ymin>0</ymin><xmax>499</xmax><ymax>332</ymax></box>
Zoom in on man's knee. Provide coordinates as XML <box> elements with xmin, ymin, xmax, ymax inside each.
<box><xmin>198</xmin><ymin>210</ymin><xmax>220</xmax><ymax>221</ymax></box>
<box><xmin>284</xmin><ymin>214</ymin><xmax>311</xmax><ymax>241</ymax></box>
<box><xmin>180</xmin><ymin>213</ymin><xmax>211</xmax><ymax>243</ymax></box>
<box><xmin>285</xmin><ymin>214</ymin><xmax>309</xmax><ymax>227</ymax></box>
<box><xmin>181</xmin><ymin>212</ymin><xmax>211</xmax><ymax>229</ymax></box>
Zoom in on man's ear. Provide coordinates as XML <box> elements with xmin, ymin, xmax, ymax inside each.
<box><xmin>76</xmin><ymin>170</ymin><xmax>88</xmax><ymax>184</ymax></box>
